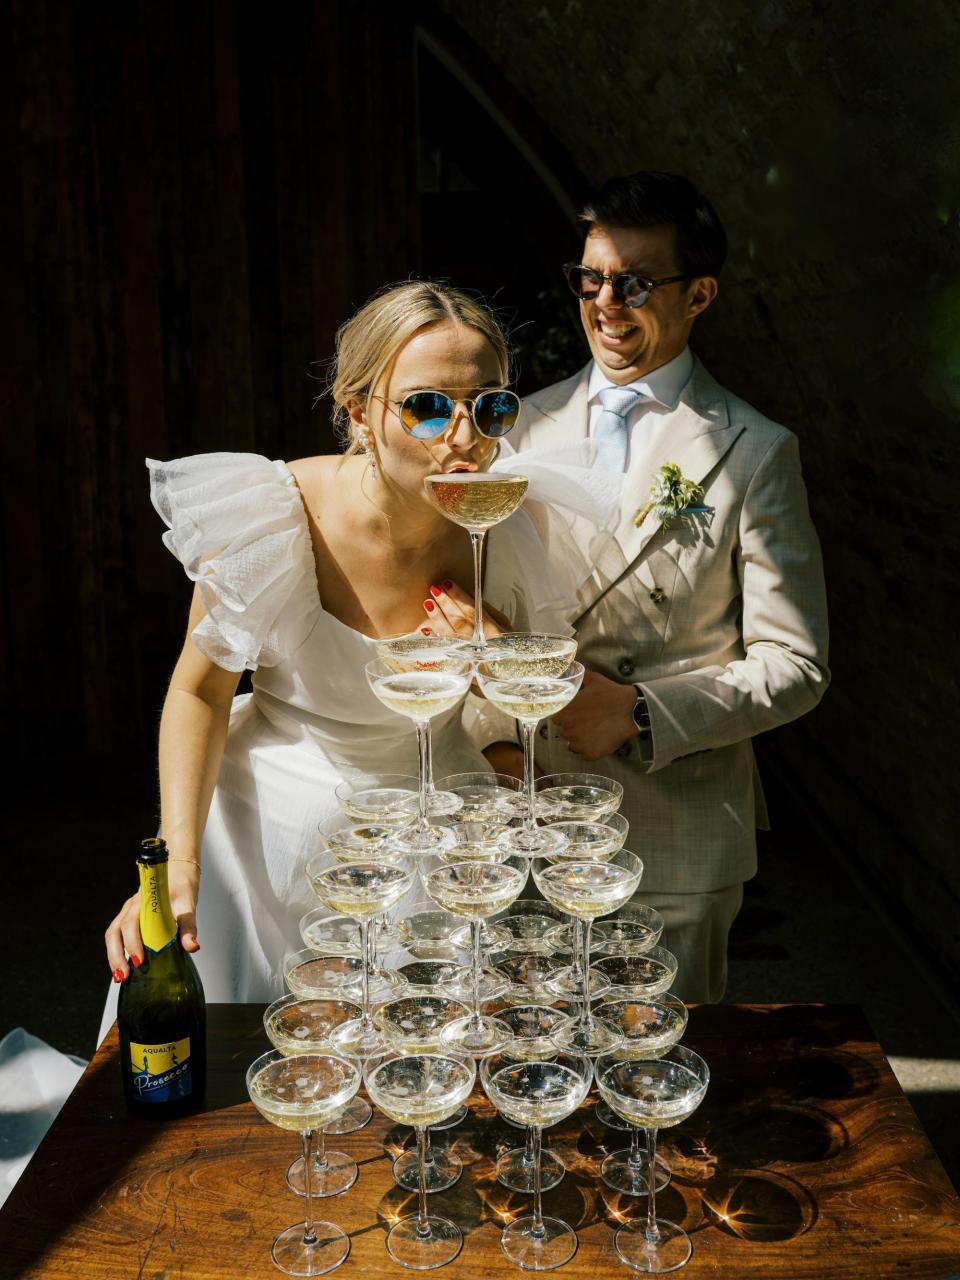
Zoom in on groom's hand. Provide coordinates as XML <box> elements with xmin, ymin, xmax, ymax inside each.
<box><xmin>552</xmin><ymin>671</ymin><xmax>639</xmax><ymax>761</ymax></box>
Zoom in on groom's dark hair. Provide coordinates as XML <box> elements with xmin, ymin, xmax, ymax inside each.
<box><xmin>580</xmin><ymin>171</ymin><xmax>728</xmax><ymax>279</ymax></box>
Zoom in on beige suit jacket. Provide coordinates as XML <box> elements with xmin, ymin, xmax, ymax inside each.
<box><xmin>512</xmin><ymin>357</ymin><xmax>830</xmax><ymax>893</ymax></box>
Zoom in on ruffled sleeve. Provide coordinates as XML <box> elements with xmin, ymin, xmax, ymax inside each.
<box><xmin>146</xmin><ymin>452</ymin><xmax>321</xmax><ymax>672</ymax></box>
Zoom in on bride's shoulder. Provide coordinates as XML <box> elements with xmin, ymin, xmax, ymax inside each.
<box><xmin>287</xmin><ymin>453</ymin><xmax>361</xmax><ymax>520</ymax></box>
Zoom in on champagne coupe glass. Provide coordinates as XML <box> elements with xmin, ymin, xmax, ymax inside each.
<box><xmin>422</xmin><ymin>857</ymin><xmax>526</xmax><ymax>1053</ymax></box>
<box><xmin>284</xmin><ymin>949</ymin><xmax>364</xmax><ymax>1000</ymax></box>
<box><xmin>246</xmin><ymin>1049</ymin><xmax>361</xmax><ymax>1276</ymax></box>
<box><xmin>595</xmin><ymin>1044</ymin><xmax>709</xmax><ymax>1273</ymax></box>
<box><xmin>299</xmin><ymin>909</ymin><xmax>363</xmax><ymax>957</ymax></box>
<box><xmin>594</xmin><ymin>947</ymin><xmax>678</xmax><ymax>1002</ymax></box>
<box><xmin>480</xmin><ymin>1048</ymin><xmax>592</xmax><ymax>1270</ymax></box>
<box><xmin>374</xmin><ymin>995</ymin><xmax>470</xmax><ymax>1193</ymax></box>
<box><xmin>335</xmin><ymin>773</ymin><xmax>424</xmax><ymax>825</ymax></box>
<box><xmin>592</xmin><ymin>904</ymin><xmax>665</xmax><ymax>956</ymax></box>
<box><xmin>306</xmin><ymin>854</ymin><xmax>414</xmax><ymax>1055</ymax></box>
<box><xmin>423</xmin><ymin>473</ymin><xmax>529</xmax><ymax>659</ymax></box>
<box><xmin>492</xmin><ymin>1005</ymin><xmax>575</xmax><ymax>1196</ymax></box>
<box><xmin>592</xmin><ymin>996</ymin><xmax>688</xmax><ymax>1197</ymax></box>
<box><xmin>441</xmin><ymin>822</ymin><xmax>515</xmax><ymax>954</ymax></box>
<box><xmin>365</xmin><ymin>658</ymin><xmax>471</xmax><ymax>855</ymax></box>
<box><xmin>264</xmin><ymin>995</ymin><xmax>363</xmax><ymax>1197</ymax></box>
<box><xmin>545</xmin><ymin>812</ymin><xmax>629</xmax><ymax>860</ymax></box>
<box><xmin>534</xmin><ymin>773</ymin><xmax>624</xmax><ymax>822</ymax></box>
<box><xmin>494</xmin><ymin>898</ymin><xmax>565</xmax><ymax>955</ymax></box>
<box><xmin>396</xmin><ymin>903</ymin><xmax>463</xmax><ymax>961</ymax></box>
<box><xmin>494</xmin><ymin>952</ymin><xmax>565</xmax><ymax>1006</ymax></box>
<box><xmin>479</xmin><ymin>633</ymin><xmax>578</xmax><ymax>677</ymax></box>
<box><xmin>376</xmin><ymin>633</ymin><xmax>479</xmax><ymax>818</ymax></box>
<box><xmin>476</xmin><ymin>660</ymin><xmax>585</xmax><ymax>857</ymax></box>
<box><xmin>438</xmin><ymin>771</ymin><xmax>522</xmax><ymax>823</ymax></box>
<box><xmin>533</xmin><ymin>849</ymin><xmax>644</xmax><ymax>1054</ymax></box>
<box><xmin>365</xmin><ymin>1050</ymin><xmax>476</xmax><ymax>1269</ymax></box>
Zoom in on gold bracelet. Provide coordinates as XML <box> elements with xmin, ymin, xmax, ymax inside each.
<box><xmin>169</xmin><ymin>856</ymin><xmax>202</xmax><ymax>873</ymax></box>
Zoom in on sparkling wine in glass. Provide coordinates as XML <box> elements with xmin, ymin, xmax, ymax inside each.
<box><xmin>365</xmin><ymin>658</ymin><xmax>471</xmax><ymax>855</ymax></box>
<box><xmin>533</xmin><ymin>848</ymin><xmax>643</xmax><ymax>1054</ymax></box>
<box><xmin>593</xmin><ymin>995</ymin><xmax>688</xmax><ymax>1197</ymax></box>
<box><xmin>478</xmin><ymin>632</ymin><xmax>578</xmax><ymax>678</ymax></box>
<box><xmin>595</xmin><ymin>1044</ymin><xmax>709</xmax><ymax>1273</ymax></box>
<box><xmin>438</xmin><ymin>770</ymin><xmax>522</xmax><ymax>823</ymax></box>
<box><xmin>592</xmin><ymin>904</ymin><xmax>665</xmax><ymax>956</ymax></box>
<box><xmin>534</xmin><ymin>772</ymin><xmax>624</xmax><ymax>822</ymax></box>
<box><xmin>594</xmin><ymin>946</ymin><xmax>679</xmax><ymax>1001</ymax></box>
<box><xmin>335</xmin><ymin>774</ymin><xmax>423</xmax><ymax>825</ymax></box>
<box><xmin>306</xmin><ymin>855</ymin><xmax>413</xmax><ymax>1055</ymax></box>
<box><xmin>374</xmin><ymin>996</ymin><xmax>470</xmax><ymax>1194</ymax></box>
<box><xmin>263</xmin><ymin>995</ymin><xmax>364</xmax><ymax>1198</ymax></box>
<box><xmin>246</xmin><ymin>1049</ymin><xmax>361</xmax><ymax>1276</ymax></box>
<box><xmin>544</xmin><ymin>812</ymin><xmax>629</xmax><ymax>860</ymax></box>
<box><xmin>422</xmin><ymin>857</ymin><xmax>526</xmax><ymax>1053</ymax></box>
<box><xmin>480</xmin><ymin>1047</ymin><xmax>593</xmax><ymax>1270</ymax></box>
<box><xmin>364</xmin><ymin>1051</ymin><xmax>476</xmax><ymax>1269</ymax></box>
<box><xmin>423</xmin><ymin>472</ymin><xmax>529</xmax><ymax>659</ymax></box>
<box><xmin>476</xmin><ymin>659</ymin><xmax>584</xmax><ymax>857</ymax></box>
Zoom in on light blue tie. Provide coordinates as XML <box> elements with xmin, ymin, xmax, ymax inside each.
<box><xmin>594</xmin><ymin>386</ymin><xmax>643</xmax><ymax>472</ymax></box>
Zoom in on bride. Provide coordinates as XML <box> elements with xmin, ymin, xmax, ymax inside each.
<box><xmin>101</xmin><ymin>280</ymin><xmax>606</xmax><ymax>1026</ymax></box>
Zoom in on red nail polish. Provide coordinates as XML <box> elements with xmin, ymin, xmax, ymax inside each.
<box><xmin>112</xmin><ymin>969</ymin><xmax>123</xmax><ymax>983</ymax></box>
<box><xmin>130</xmin><ymin>955</ymin><xmax>142</xmax><ymax>969</ymax></box>
<box><xmin>424</xmin><ymin>600</ymin><xmax>435</xmax><ymax>612</ymax></box>
<box><xmin>420</xmin><ymin>627</ymin><xmax>432</xmax><ymax>635</ymax></box>
<box><xmin>429</xmin><ymin>585</ymin><xmax>441</xmax><ymax>598</ymax></box>
<box><xmin>441</xmin><ymin>580</ymin><xmax>453</xmax><ymax>591</ymax></box>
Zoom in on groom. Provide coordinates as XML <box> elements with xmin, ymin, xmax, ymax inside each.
<box><xmin>491</xmin><ymin>171</ymin><xmax>829</xmax><ymax>1002</ymax></box>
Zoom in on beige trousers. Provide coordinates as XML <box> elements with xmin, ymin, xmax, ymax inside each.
<box><xmin>634</xmin><ymin>883</ymin><xmax>745</xmax><ymax>1004</ymax></box>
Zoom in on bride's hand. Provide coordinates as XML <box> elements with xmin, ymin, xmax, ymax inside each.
<box><xmin>104</xmin><ymin>860</ymin><xmax>201</xmax><ymax>983</ymax></box>
<box><xmin>422</xmin><ymin>580</ymin><xmax>512</xmax><ymax>639</ymax></box>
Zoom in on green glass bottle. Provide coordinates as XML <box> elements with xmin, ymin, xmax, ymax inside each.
<box><xmin>117</xmin><ymin>837</ymin><xmax>206</xmax><ymax>1117</ymax></box>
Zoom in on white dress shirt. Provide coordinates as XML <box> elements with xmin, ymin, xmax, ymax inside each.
<box><xmin>587</xmin><ymin>346</ymin><xmax>694</xmax><ymax>472</ymax></box>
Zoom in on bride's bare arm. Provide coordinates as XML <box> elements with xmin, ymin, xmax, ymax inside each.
<box><xmin>104</xmin><ymin>585</ymin><xmax>241</xmax><ymax>981</ymax></box>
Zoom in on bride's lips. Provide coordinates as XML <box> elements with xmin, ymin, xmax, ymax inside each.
<box><xmin>439</xmin><ymin>460</ymin><xmax>478</xmax><ymax>473</ymax></box>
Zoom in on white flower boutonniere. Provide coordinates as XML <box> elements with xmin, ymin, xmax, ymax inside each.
<box><xmin>634</xmin><ymin>462</ymin><xmax>711</xmax><ymax>528</ymax></box>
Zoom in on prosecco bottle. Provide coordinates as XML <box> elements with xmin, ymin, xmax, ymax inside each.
<box><xmin>117</xmin><ymin>837</ymin><xmax>206</xmax><ymax>1117</ymax></box>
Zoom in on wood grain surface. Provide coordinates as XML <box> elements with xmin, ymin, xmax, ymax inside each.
<box><xmin>1</xmin><ymin>1004</ymin><xmax>958</xmax><ymax>1279</ymax></box>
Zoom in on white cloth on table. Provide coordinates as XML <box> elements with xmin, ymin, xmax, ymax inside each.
<box><xmin>98</xmin><ymin>448</ymin><xmax>616</xmax><ymax>1043</ymax></box>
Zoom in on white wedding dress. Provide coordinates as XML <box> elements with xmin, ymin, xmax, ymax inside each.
<box><xmin>98</xmin><ymin>447</ymin><xmax>617</xmax><ymax>1043</ymax></box>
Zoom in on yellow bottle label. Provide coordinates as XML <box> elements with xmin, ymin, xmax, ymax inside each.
<box><xmin>138</xmin><ymin>860</ymin><xmax>178</xmax><ymax>953</ymax></box>
<box><xmin>130</xmin><ymin>1037</ymin><xmax>192</xmax><ymax>1103</ymax></box>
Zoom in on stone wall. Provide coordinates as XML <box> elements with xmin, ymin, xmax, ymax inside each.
<box><xmin>439</xmin><ymin>0</ymin><xmax>960</xmax><ymax>982</ymax></box>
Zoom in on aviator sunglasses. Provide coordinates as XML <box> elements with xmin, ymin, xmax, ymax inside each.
<box><xmin>563</xmin><ymin>263</ymin><xmax>690</xmax><ymax>309</ymax></box>
<box><xmin>376</xmin><ymin>388</ymin><xmax>522</xmax><ymax>440</ymax></box>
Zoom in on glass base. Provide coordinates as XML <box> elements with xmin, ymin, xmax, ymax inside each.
<box><xmin>614</xmin><ymin>1219</ymin><xmax>691</xmax><ymax>1273</ymax></box>
<box><xmin>500</xmin><ymin>1215</ymin><xmax>578</xmax><ymax>1271</ymax></box>
<box><xmin>552</xmin><ymin>1015</ymin><xmax>623</xmax><ymax>1055</ymax></box>
<box><xmin>364</xmin><ymin>967</ymin><xmax>405</xmax><ymax>1002</ymax></box>
<box><xmin>450</xmin><ymin>921</ymin><xmax>512</xmax><ymax>952</ymax></box>
<box><xmin>330</xmin><ymin>1016</ymin><xmax>383</xmax><ymax>1057</ymax></box>
<box><xmin>286</xmin><ymin>1148</ymin><xmax>358</xmax><ymax>1199</ymax></box>
<box><xmin>601</xmin><ymin>1148</ymin><xmax>671</xmax><ymax>1196</ymax></box>
<box><xmin>496</xmin><ymin>1145</ymin><xmax>565</xmax><ymax>1194</ymax></box>
<box><xmin>386</xmin><ymin>1214</ymin><xmax>463</xmax><ymax>1270</ymax></box>
<box><xmin>440</xmin><ymin>1012</ymin><xmax>511</xmax><ymax>1054</ymax></box>
<box><xmin>546</xmin><ymin>965</ymin><xmax>611</xmax><ymax>1001</ymax></box>
<box><xmin>425</xmin><ymin>788</ymin><xmax>464</xmax><ymax>818</ymax></box>
<box><xmin>391</xmin><ymin>825</ymin><xmax>457</xmax><ymax>858</ymax></box>
<box><xmin>271</xmin><ymin>1220</ymin><xmax>350</xmax><ymax>1276</ymax></box>
<box><xmin>394</xmin><ymin>1145</ymin><xmax>462</xmax><ymax>1193</ymax></box>
<box><xmin>324</xmin><ymin>1095</ymin><xmax>372</xmax><ymax>1135</ymax></box>
<box><xmin>498</xmin><ymin>825</ymin><xmax>568</xmax><ymax>858</ymax></box>
<box><xmin>441</xmin><ymin>966</ymin><xmax>510</xmax><ymax>1003</ymax></box>
<box><xmin>430</xmin><ymin>1102</ymin><xmax>467</xmax><ymax>1131</ymax></box>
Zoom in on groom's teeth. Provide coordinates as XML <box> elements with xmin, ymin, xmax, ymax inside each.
<box><xmin>600</xmin><ymin>323</ymin><xmax>637</xmax><ymax>337</ymax></box>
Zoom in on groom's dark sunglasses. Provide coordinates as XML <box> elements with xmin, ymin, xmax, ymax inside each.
<box><xmin>563</xmin><ymin>263</ymin><xmax>690</xmax><ymax>309</ymax></box>
<box><xmin>379</xmin><ymin>389</ymin><xmax>521</xmax><ymax>440</ymax></box>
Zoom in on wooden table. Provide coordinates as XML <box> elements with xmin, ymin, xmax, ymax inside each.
<box><xmin>1</xmin><ymin>1004</ymin><xmax>958</xmax><ymax>1278</ymax></box>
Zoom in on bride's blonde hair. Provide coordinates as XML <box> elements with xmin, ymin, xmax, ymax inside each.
<box><xmin>328</xmin><ymin>281</ymin><xmax>510</xmax><ymax>453</ymax></box>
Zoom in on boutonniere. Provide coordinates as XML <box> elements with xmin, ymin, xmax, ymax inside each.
<box><xmin>634</xmin><ymin>462</ymin><xmax>711</xmax><ymax>528</ymax></box>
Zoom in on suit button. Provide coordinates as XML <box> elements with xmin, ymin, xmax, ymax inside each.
<box><xmin>538</xmin><ymin>724</ymin><xmax>548</xmax><ymax>739</ymax></box>
<box><xmin>615</xmin><ymin>743</ymin><xmax>632</xmax><ymax>758</ymax></box>
<box><xmin>617</xmin><ymin>658</ymin><xmax>635</xmax><ymax>678</ymax></box>
<box><xmin>649</xmin><ymin>587</ymin><xmax>666</xmax><ymax>604</ymax></box>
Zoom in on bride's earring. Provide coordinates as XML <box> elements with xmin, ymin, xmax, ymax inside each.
<box><xmin>357</xmin><ymin>428</ymin><xmax>377</xmax><ymax>478</ymax></box>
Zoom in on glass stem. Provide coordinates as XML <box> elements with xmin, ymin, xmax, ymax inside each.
<box><xmin>523</xmin><ymin>1124</ymin><xmax>535</xmax><ymax>1167</ymax></box>
<box><xmin>301</xmin><ymin>1130</ymin><xmax>318</xmax><ymax>1246</ymax></box>
<box><xmin>628</xmin><ymin>1124</ymin><xmax>643</xmax><ymax>1170</ymax></box>
<box><xmin>471</xmin><ymin>918</ymin><xmax>483</xmax><ymax>1027</ymax></box>
<box><xmin>581</xmin><ymin>917</ymin><xmax>595</xmax><ymax>1034</ymax></box>
<box><xmin>645</xmin><ymin>1127</ymin><xmax>661</xmax><ymax>1243</ymax></box>
<box><xmin>415</xmin><ymin>720</ymin><xmax>430</xmax><ymax>831</ymax></box>
<box><xmin>530</xmin><ymin>1125</ymin><xmax>546</xmax><ymax>1239</ymax></box>
<box><xmin>358</xmin><ymin>918</ymin><xmax>371</xmax><ymax>1024</ymax></box>
<box><xmin>469</xmin><ymin>529</ymin><xmax>486</xmax><ymax>651</ymax></box>
<box><xmin>425</xmin><ymin>723</ymin><xmax>435</xmax><ymax>792</ymax></box>
<box><xmin>416</xmin><ymin>1125</ymin><xmax>432</xmax><ymax>1239</ymax></box>
<box><xmin>316</xmin><ymin>1126</ymin><xmax>328</xmax><ymax>1172</ymax></box>
<box><xmin>521</xmin><ymin>719</ymin><xmax>538</xmax><ymax>835</ymax></box>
